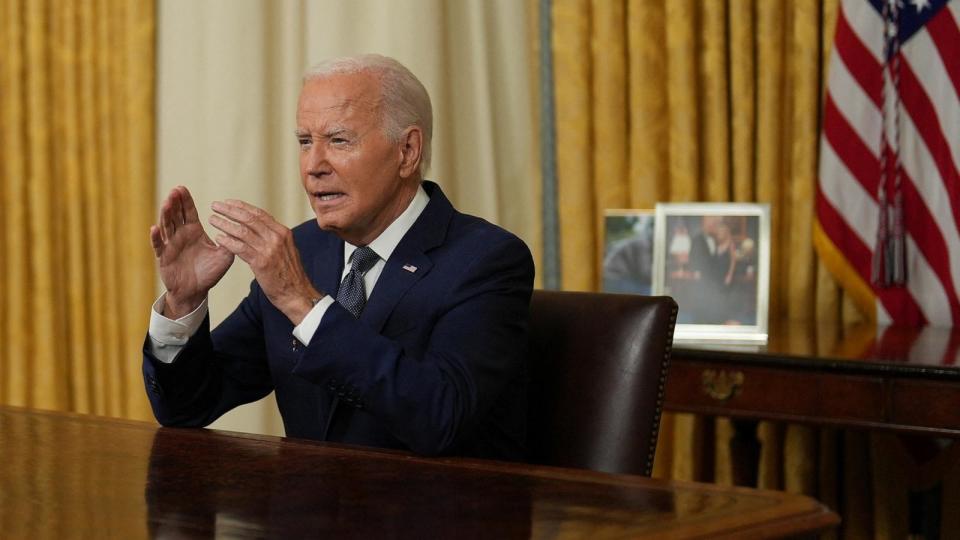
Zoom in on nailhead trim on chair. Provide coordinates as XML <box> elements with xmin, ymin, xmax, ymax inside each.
<box><xmin>644</xmin><ymin>303</ymin><xmax>679</xmax><ymax>476</ymax></box>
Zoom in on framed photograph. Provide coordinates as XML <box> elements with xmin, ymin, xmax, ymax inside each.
<box><xmin>602</xmin><ymin>210</ymin><xmax>655</xmax><ymax>295</ymax></box>
<box><xmin>652</xmin><ymin>203</ymin><xmax>771</xmax><ymax>342</ymax></box>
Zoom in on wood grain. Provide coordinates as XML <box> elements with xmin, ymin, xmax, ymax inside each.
<box><xmin>0</xmin><ymin>406</ymin><xmax>837</xmax><ymax>538</ymax></box>
<box><xmin>666</xmin><ymin>321</ymin><xmax>960</xmax><ymax>437</ymax></box>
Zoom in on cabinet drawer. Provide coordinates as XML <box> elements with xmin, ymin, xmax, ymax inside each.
<box><xmin>890</xmin><ymin>380</ymin><xmax>960</xmax><ymax>430</ymax></box>
<box><xmin>665</xmin><ymin>361</ymin><xmax>886</xmax><ymax>423</ymax></box>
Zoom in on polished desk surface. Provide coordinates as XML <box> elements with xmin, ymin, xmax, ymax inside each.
<box><xmin>0</xmin><ymin>406</ymin><xmax>837</xmax><ymax>538</ymax></box>
<box><xmin>676</xmin><ymin>320</ymin><xmax>960</xmax><ymax>374</ymax></box>
<box><xmin>666</xmin><ymin>320</ymin><xmax>960</xmax><ymax>436</ymax></box>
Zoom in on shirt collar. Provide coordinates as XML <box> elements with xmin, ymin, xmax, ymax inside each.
<box><xmin>343</xmin><ymin>184</ymin><xmax>430</xmax><ymax>265</ymax></box>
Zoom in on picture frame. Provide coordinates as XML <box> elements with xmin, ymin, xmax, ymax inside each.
<box><xmin>602</xmin><ymin>209</ymin><xmax>655</xmax><ymax>296</ymax></box>
<box><xmin>652</xmin><ymin>203</ymin><xmax>771</xmax><ymax>342</ymax></box>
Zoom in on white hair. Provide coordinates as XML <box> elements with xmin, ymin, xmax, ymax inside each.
<box><xmin>304</xmin><ymin>54</ymin><xmax>433</xmax><ymax>174</ymax></box>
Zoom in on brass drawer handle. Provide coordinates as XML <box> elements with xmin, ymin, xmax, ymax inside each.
<box><xmin>701</xmin><ymin>369</ymin><xmax>744</xmax><ymax>401</ymax></box>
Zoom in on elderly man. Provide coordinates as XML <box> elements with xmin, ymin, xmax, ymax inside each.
<box><xmin>143</xmin><ymin>55</ymin><xmax>534</xmax><ymax>460</ymax></box>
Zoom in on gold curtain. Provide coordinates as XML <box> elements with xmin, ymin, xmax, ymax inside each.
<box><xmin>537</xmin><ymin>0</ymin><xmax>924</xmax><ymax>537</ymax></box>
<box><xmin>548</xmin><ymin>0</ymin><xmax>845</xmax><ymax>309</ymax></box>
<box><xmin>0</xmin><ymin>0</ymin><xmax>155</xmax><ymax>421</ymax></box>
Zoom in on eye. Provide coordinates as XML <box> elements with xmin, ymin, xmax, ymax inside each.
<box><xmin>298</xmin><ymin>137</ymin><xmax>312</xmax><ymax>149</ymax></box>
<box><xmin>331</xmin><ymin>137</ymin><xmax>349</xmax><ymax>145</ymax></box>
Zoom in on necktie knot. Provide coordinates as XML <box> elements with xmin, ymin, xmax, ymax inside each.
<box><xmin>350</xmin><ymin>246</ymin><xmax>379</xmax><ymax>276</ymax></box>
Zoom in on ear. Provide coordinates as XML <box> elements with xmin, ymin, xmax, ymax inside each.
<box><xmin>397</xmin><ymin>126</ymin><xmax>423</xmax><ymax>178</ymax></box>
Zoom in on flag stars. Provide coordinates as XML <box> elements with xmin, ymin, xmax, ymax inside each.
<box><xmin>910</xmin><ymin>0</ymin><xmax>931</xmax><ymax>12</ymax></box>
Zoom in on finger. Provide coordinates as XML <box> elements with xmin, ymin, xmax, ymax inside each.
<box><xmin>220</xmin><ymin>199</ymin><xmax>288</xmax><ymax>236</ymax></box>
<box><xmin>170</xmin><ymin>187</ymin><xmax>187</xmax><ymax>226</ymax></box>
<box><xmin>211</xmin><ymin>200</ymin><xmax>257</xmax><ymax>223</ymax></box>
<box><xmin>222</xmin><ymin>199</ymin><xmax>262</xmax><ymax>214</ymax></box>
<box><xmin>215</xmin><ymin>233</ymin><xmax>252</xmax><ymax>263</ymax></box>
<box><xmin>211</xmin><ymin>201</ymin><xmax>277</xmax><ymax>240</ymax></box>
<box><xmin>167</xmin><ymin>195</ymin><xmax>181</xmax><ymax>234</ymax></box>
<box><xmin>160</xmin><ymin>196</ymin><xmax>177</xmax><ymax>243</ymax></box>
<box><xmin>217</xmin><ymin>203</ymin><xmax>291</xmax><ymax>252</ymax></box>
<box><xmin>177</xmin><ymin>185</ymin><xmax>200</xmax><ymax>225</ymax></box>
<box><xmin>218</xmin><ymin>199</ymin><xmax>275</xmax><ymax>226</ymax></box>
<box><xmin>209</xmin><ymin>214</ymin><xmax>264</xmax><ymax>245</ymax></box>
<box><xmin>149</xmin><ymin>225</ymin><xmax>163</xmax><ymax>258</ymax></box>
<box><xmin>157</xmin><ymin>188</ymin><xmax>177</xmax><ymax>242</ymax></box>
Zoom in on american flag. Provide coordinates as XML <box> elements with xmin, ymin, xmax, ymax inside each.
<box><xmin>816</xmin><ymin>0</ymin><xmax>960</xmax><ymax>326</ymax></box>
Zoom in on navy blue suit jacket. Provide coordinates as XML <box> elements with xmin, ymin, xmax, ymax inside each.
<box><xmin>142</xmin><ymin>182</ymin><xmax>534</xmax><ymax>459</ymax></box>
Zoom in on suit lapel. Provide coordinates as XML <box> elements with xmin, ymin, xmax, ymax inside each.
<box><xmin>361</xmin><ymin>251</ymin><xmax>432</xmax><ymax>333</ymax></box>
<box><xmin>317</xmin><ymin>182</ymin><xmax>453</xmax><ymax>442</ymax></box>
<box><xmin>359</xmin><ymin>181</ymin><xmax>453</xmax><ymax>333</ymax></box>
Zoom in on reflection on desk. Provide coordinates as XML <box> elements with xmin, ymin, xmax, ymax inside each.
<box><xmin>0</xmin><ymin>406</ymin><xmax>837</xmax><ymax>538</ymax></box>
<box><xmin>868</xmin><ymin>324</ymin><xmax>960</xmax><ymax>367</ymax></box>
<box><xmin>677</xmin><ymin>320</ymin><xmax>960</xmax><ymax>370</ymax></box>
<box><xmin>677</xmin><ymin>321</ymin><xmax>960</xmax><ymax>364</ymax></box>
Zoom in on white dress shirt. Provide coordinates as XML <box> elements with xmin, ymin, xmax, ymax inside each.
<box><xmin>148</xmin><ymin>185</ymin><xmax>430</xmax><ymax>364</ymax></box>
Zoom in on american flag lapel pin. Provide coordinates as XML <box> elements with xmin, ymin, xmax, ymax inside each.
<box><xmin>402</xmin><ymin>264</ymin><xmax>418</xmax><ymax>273</ymax></box>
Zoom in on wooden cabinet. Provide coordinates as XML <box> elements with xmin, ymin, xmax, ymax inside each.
<box><xmin>664</xmin><ymin>321</ymin><xmax>960</xmax><ymax>438</ymax></box>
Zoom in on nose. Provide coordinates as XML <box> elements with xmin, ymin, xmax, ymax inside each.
<box><xmin>304</xmin><ymin>143</ymin><xmax>331</xmax><ymax>178</ymax></box>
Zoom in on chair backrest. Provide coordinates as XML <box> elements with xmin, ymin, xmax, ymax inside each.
<box><xmin>526</xmin><ymin>290</ymin><xmax>677</xmax><ymax>476</ymax></box>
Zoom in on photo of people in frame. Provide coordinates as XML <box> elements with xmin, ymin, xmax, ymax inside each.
<box><xmin>602</xmin><ymin>212</ymin><xmax>655</xmax><ymax>295</ymax></box>
<box><xmin>663</xmin><ymin>213</ymin><xmax>760</xmax><ymax>326</ymax></box>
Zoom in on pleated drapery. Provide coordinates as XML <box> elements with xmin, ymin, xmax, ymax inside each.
<box><xmin>544</xmin><ymin>0</ymin><xmax>847</xmax><ymax>320</ymax></box>
<box><xmin>537</xmin><ymin>0</ymin><xmax>960</xmax><ymax>536</ymax></box>
<box><xmin>0</xmin><ymin>0</ymin><xmax>156</xmax><ymax>420</ymax></box>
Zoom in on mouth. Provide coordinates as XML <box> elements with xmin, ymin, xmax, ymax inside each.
<box><xmin>313</xmin><ymin>191</ymin><xmax>345</xmax><ymax>203</ymax></box>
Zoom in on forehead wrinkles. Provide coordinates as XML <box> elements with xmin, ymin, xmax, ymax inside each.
<box><xmin>298</xmin><ymin>94</ymin><xmax>384</xmax><ymax>130</ymax></box>
<box><xmin>300</xmin><ymin>71</ymin><xmax>383</xmax><ymax>111</ymax></box>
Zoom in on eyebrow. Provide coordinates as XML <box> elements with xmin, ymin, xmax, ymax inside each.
<box><xmin>294</xmin><ymin>127</ymin><xmax>355</xmax><ymax>138</ymax></box>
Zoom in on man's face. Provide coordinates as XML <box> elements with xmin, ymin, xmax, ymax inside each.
<box><xmin>296</xmin><ymin>72</ymin><xmax>417</xmax><ymax>246</ymax></box>
<box><xmin>702</xmin><ymin>215</ymin><xmax>721</xmax><ymax>236</ymax></box>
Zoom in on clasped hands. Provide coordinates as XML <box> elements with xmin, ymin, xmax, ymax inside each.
<box><xmin>150</xmin><ymin>186</ymin><xmax>322</xmax><ymax>324</ymax></box>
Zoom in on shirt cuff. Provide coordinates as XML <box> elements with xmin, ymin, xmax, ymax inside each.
<box><xmin>292</xmin><ymin>296</ymin><xmax>335</xmax><ymax>346</ymax></box>
<box><xmin>148</xmin><ymin>294</ymin><xmax>209</xmax><ymax>364</ymax></box>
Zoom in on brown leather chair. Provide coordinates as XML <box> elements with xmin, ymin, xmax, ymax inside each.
<box><xmin>526</xmin><ymin>290</ymin><xmax>677</xmax><ymax>476</ymax></box>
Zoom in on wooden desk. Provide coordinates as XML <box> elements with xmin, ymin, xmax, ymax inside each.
<box><xmin>0</xmin><ymin>406</ymin><xmax>836</xmax><ymax>538</ymax></box>
<box><xmin>665</xmin><ymin>321</ymin><xmax>960</xmax><ymax>437</ymax></box>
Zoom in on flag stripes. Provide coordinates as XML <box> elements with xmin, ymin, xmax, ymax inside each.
<box><xmin>816</xmin><ymin>0</ymin><xmax>959</xmax><ymax>326</ymax></box>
